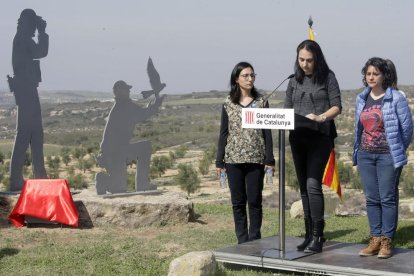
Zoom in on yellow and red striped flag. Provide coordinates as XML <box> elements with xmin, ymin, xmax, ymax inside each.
<box><xmin>308</xmin><ymin>16</ymin><xmax>342</xmax><ymax>199</ymax></box>
<box><xmin>322</xmin><ymin>149</ymin><xmax>342</xmax><ymax>198</ymax></box>
<box><xmin>308</xmin><ymin>16</ymin><xmax>315</xmax><ymax>41</ymax></box>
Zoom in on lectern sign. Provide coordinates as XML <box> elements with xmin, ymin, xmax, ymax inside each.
<box><xmin>242</xmin><ymin>108</ymin><xmax>295</xmax><ymax>130</ymax></box>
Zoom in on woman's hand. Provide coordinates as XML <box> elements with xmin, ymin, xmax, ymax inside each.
<box><xmin>265</xmin><ymin>165</ymin><xmax>275</xmax><ymax>176</ymax></box>
<box><xmin>306</xmin><ymin>106</ymin><xmax>340</xmax><ymax>123</ymax></box>
<box><xmin>216</xmin><ymin>167</ymin><xmax>225</xmax><ymax>178</ymax></box>
<box><xmin>305</xmin><ymin>113</ymin><xmax>325</xmax><ymax>123</ymax></box>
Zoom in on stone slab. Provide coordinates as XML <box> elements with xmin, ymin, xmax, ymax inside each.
<box><xmin>72</xmin><ymin>188</ymin><xmax>194</xmax><ymax>228</ymax></box>
<box><xmin>1</xmin><ymin>188</ymin><xmax>194</xmax><ymax>229</ymax></box>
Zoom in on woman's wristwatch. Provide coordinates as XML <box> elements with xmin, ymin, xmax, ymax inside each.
<box><xmin>319</xmin><ymin>114</ymin><xmax>327</xmax><ymax>122</ymax></box>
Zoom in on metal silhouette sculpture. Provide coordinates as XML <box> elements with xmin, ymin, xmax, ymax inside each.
<box><xmin>95</xmin><ymin>58</ymin><xmax>165</xmax><ymax>195</ymax></box>
<box><xmin>8</xmin><ymin>9</ymin><xmax>48</xmax><ymax>191</ymax></box>
<box><xmin>141</xmin><ymin>57</ymin><xmax>166</xmax><ymax>99</ymax></box>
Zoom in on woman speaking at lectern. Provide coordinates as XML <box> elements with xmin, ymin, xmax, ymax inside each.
<box><xmin>284</xmin><ymin>40</ymin><xmax>342</xmax><ymax>253</ymax></box>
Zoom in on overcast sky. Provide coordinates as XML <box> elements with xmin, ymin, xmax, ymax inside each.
<box><xmin>1</xmin><ymin>0</ymin><xmax>413</xmax><ymax>94</ymax></box>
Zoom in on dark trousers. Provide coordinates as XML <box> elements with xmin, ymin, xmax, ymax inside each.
<box><xmin>289</xmin><ymin>129</ymin><xmax>332</xmax><ymax>222</ymax></box>
<box><xmin>226</xmin><ymin>163</ymin><xmax>265</xmax><ymax>244</ymax></box>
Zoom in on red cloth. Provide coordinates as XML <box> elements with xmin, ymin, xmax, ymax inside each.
<box><xmin>9</xmin><ymin>179</ymin><xmax>78</xmax><ymax>227</ymax></box>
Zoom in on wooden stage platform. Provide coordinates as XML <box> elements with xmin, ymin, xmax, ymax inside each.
<box><xmin>214</xmin><ymin>235</ymin><xmax>414</xmax><ymax>275</ymax></box>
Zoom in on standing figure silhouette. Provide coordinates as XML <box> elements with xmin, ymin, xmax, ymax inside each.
<box><xmin>9</xmin><ymin>9</ymin><xmax>49</xmax><ymax>191</ymax></box>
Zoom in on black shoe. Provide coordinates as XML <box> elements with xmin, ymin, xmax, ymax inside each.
<box><xmin>304</xmin><ymin>219</ymin><xmax>325</xmax><ymax>253</ymax></box>
<box><xmin>297</xmin><ymin>218</ymin><xmax>312</xmax><ymax>251</ymax></box>
<box><xmin>304</xmin><ymin>236</ymin><xmax>326</xmax><ymax>253</ymax></box>
<box><xmin>297</xmin><ymin>236</ymin><xmax>313</xmax><ymax>251</ymax></box>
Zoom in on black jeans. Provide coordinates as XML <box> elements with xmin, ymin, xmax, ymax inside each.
<box><xmin>226</xmin><ymin>163</ymin><xmax>265</xmax><ymax>244</ymax></box>
<box><xmin>289</xmin><ymin>128</ymin><xmax>332</xmax><ymax>222</ymax></box>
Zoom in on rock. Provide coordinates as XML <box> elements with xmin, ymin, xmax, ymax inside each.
<box><xmin>290</xmin><ymin>200</ymin><xmax>303</xmax><ymax>218</ymax></box>
<box><xmin>0</xmin><ymin>195</ymin><xmax>18</xmax><ymax>226</ymax></box>
<box><xmin>400</xmin><ymin>199</ymin><xmax>414</xmax><ymax>220</ymax></box>
<box><xmin>168</xmin><ymin>251</ymin><xmax>217</xmax><ymax>276</ymax></box>
<box><xmin>2</xmin><ymin>188</ymin><xmax>194</xmax><ymax>228</ymax></box>
<box><xmin>334</xmin><ymin>190</ymin><xmax>367</xmax><ymax>217</ymax></box>
<box><xmin>262</xmin><ymin>188</ymin><xmax>301</xmax><ymax>209</ymax></box>
<box><xmin>73</xmin><ymin>188</ymin><xmax>194</xmax><ymax>228</ymax></box>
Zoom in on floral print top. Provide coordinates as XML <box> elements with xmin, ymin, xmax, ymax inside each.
<box><xmin>216</xmin><ymin>95</ymin><xmax>275</xmax><ymax>167</ymax></box>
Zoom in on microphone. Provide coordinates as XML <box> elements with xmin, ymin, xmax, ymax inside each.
<box><xmin>263</xmin><ymin>74</ymin><xmax>295</xmax><ymax>102</ymax></box>
<box><xmin>309</xmin><ymin>93</ymin><xmax>316</xmax><ymax>111</ymax></box>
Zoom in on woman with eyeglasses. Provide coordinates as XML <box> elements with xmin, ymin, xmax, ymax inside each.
<box><xmin>216</xmin><ymin>61</ymin><xmax>275</xmax><ymax>244</ymax></box>
<box><xmin>353</xmin><ymin>57</ymin><xmax>412</xmax><ymax>258</ymax></box>
<box><xmin>284</xmin><ymin>40</ymin><xmax>342</xmax><ymax>253</ymax></box>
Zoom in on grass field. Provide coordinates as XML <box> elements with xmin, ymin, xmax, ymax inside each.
<box><xmin>0</xmin><ymin>203</ymin><xmax>413</xmax><ymax>275</ymax></box>
<box><xmin>0</xmin><ymin>140</ymin><xmax>66</xmax><ymax>157</ymax></box>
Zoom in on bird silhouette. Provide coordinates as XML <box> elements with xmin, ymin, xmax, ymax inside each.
<box><xmin>141</xmin><ymin>57</ymin><xmax>166</xmax><ymax>99</ymax></box>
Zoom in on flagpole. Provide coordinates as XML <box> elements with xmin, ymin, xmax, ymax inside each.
<box><xmin>308</xmin><ymin>15</ymin><xmax>342</xmax><ymax>198</ymax></box>
<box><xmin>279</xmin><ymin>129</ymin><xmax>286</xmax><ymax>256</ymax></box>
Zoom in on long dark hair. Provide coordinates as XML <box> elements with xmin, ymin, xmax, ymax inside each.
<box><xmin>294</xmin><ymin>40</ymin><xmax>330</xmax><ymax>85</ymax></box>
<box><xmin>229</xmin><ymin>61</ymin><xmax>259</xmax><ymax>104</ymax></box>
<box><xmin>361</xmin><ymin>57</ymin><xmax>392</xmax><ymax>90</ymax></box>
<box><xmin>385</xmin><ymin>59</ymin><xmax>398</xmax><ymax>90</ymax></box>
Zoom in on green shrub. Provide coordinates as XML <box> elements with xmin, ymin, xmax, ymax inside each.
<box><xmin>47</xmin><ymin>155</ymin><xmax>61</xmax><ymax>179</ymax></box>
<box><xmin>66</xmin><ymin>166</ymin><xmax>88</xmax><ymax>190</ymax></box>
<box><xmin>401</xmin><ymin>164</ymin><xmax>414</xmax><ymax>196</ymax></box>
<box><xmin>174</xmin><ymin>145</ymin><xmax>188</xmax><ymax>158</ymax></box>
<box><xmin>0</xmin><ymin>164</ymin><xmax>9</xmax><ymax>190</ymax></box>
<box><xmin>198</xmin><ymin>155</ymin><xmax>210</xmax><ymax>176</ymax></box>
<box><xmin>176</xmin><ymin>164</ymin><xmax>200</xmax><ymax>196</ymax></box>
<box><xmin>151</xmin><ymin>156</ymin><xmax>173</xmax><ymax>177</ymax></box>
<box><xmin>285</xmin><ymin>156</ymin><xmax>299</xmax><ymax>191</ymax></box>
<box><xmin>127</xmin><ymin>172</ymin><xmax>135</xmax><ymax>191</ymax></box>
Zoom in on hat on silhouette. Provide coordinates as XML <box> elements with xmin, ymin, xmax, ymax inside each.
<box><xmin>19</xmin><ymin>9</ymin><xmax>37</xmax><ymax>22</ymax></box>
<box><xmin>113</xmin><ymin>80</ymin><xmax>132</xmax><ymax>91</ymax></box>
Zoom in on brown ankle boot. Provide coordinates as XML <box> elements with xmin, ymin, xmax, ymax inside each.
<box><xmin>378</xmin><ymin>236</ymin><xmax>392</xmax><ymax>259</ymax></box>
<box><xmin>359</xmin><ymin>236</ymin><xmax>381</xmax><ymax>256</ymax></box>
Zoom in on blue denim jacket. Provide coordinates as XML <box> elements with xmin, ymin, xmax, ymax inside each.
<box><xmin>353</xmin><ymin>87</ymin><xmax>413</xmax><ymax>168</ymax></box>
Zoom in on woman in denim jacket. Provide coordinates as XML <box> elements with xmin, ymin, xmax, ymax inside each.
<box><xmin>353</xmin><ymin>57</ymin><xmax>413</xmax><ymax>259</ymax></box>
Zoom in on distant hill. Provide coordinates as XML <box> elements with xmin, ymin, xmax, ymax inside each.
<box><xmin>0</xmin><ymin>89</ymin><xmax>114</xmax><ymax>107</ymax></box>
<box><xmin>0</xmin><ymin>85</ymin><xmax>413</xmax><ymax>150</ymax></box>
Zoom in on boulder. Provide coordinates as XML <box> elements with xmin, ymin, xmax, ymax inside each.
<box><xmin>290</xmin><ymin>200</ymin><xmax>303</xmax><ymax>219</ymax></box>
<box><xmin>262</xmin><ymin>188</ymin><xmax>301</xmax><ymax>209</ymax></box>
<box><xmin>1</xmin><ymin>188</ymin><xmax>194</xmax><ymax>228</ymax></box>
<box><xmin>334</xmin><ymin>191</ymin><xmax>367</xmax><ymax>217</ymax></box>
<box><xmin>168</xmin><ymin>251</ymin><xmax>217</xmax><ymax>276</ymax></box>
<box><xmin>400</xmin><ymin>199</ymin><xmax>414</xmax><ymax>220</ymax></box>
<box><xmin>0</xmin><ymin>196</ymin><xmax>16</xmax><ymax>226</ymax></box>
<box><xmin>73</xmin><ymin>188</ymin><xmax>194</xmax><ymax>228</ymax></box>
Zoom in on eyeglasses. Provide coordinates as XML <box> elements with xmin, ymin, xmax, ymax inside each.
<box><xmin>239</xmin><ymin>73</ymin><xmax>257</xmax><ymax>79</ymax></box>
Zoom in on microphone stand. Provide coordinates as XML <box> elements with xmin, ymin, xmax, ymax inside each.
<box><xmin>263</xmin><ymin>74</ymin><xmax>295</xmax><ymax>102</ymax></box>
<box><xmin>263</xmin><ymin>73</ymin><xmax>294</xmax><ymax>257</ymax></box>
